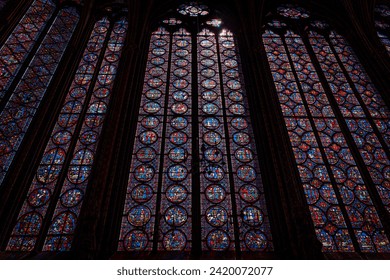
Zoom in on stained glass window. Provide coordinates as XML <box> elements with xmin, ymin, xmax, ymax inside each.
<box><xmin>375</xmin><ymin>4</ymin><xmax>390</xmax><ymax>53</ymax></box>
<box><xmin>262</xmin><ymin>5</ymin><xmax>390</xmax><ymax>252</ymax></box>
<box><xmin>0</xmin><ymin>0</ymin><xmax>56</xmax><ymax>102</ymax></box>
<box><xmin>119</xmin><ymin>4</ymin><xmax>273</xmax><ymax>253</ymax></box>
<box><xmin>6</xmin><ymin>17</ymin><xmax>128</xmax><ymax>252</ymax></box>
<box><xmin>0</xmin><ymin>5</ymin><xmax>79</xmax><ymax>186</ymax></box>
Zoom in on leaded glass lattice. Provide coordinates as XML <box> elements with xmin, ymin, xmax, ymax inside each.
<box><xmin>0</xmin><ymin>6</ymin><xmax>79</xmax><ymax>186</ymax></box>
<box><xmin>6</xmin><ymin>16</ymin><xmax>128</xmax><ymax>252</ymax></box>
<box><xmin>0</xmin><ymin>0</ymin><xmax>55</xmax><ymax>102</ymax></box>
<box><xmin>7</xmin><ymin>17</ymin><xmax>110</xmax><ymax>252</ymax></box>
<box><xmin>119</xmin><ymin>8</ymin><xmax>273</xmax><ymax>253</ymax></box>
<box><xmin>263</xmin><ymin>5</ymin><xmax>390</xmax><ymax>252</ymax></box>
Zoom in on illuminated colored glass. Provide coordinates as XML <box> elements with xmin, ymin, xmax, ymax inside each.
<box><xmin>0</xmin><ymin>0</ymin><xmax>55</xmax><ymax>101</ymax></box>
<box><xmin>6</xmin><ymin>18</ymin><xmax>110</xmax><ymax>252</ymax></box>
<box><xmin>42</xmin><ymin>18</ymin><xmax>128</xmax><ymax>251</ymax></box>
<box><xmin>0</xmin><ymin>7</ymin><xmax>79</xmax><ymax>185</ymax></box>
<box><xmin>219</xmin><ymin>30</ymin><xmax>272</xmax><ymax>251</ymax></box>
<box><xmin>119</xmin><ymin>28</ymin><xmax>170</xmax><ymax>252</ymax></box>
<box><xmin>198</xmin><ymin>29</ymin><xmax>234</xmax><ymax>251</ymax></box>
<box><xmin>277</xmin><ymin>4</ymin><xmax>310</xmax><ymax>19</ymax></box>
<box><xmin>310</xmin><ymin>31</ymin><xmax>390</xmax><ymax>215</ymax></box>
<box><xmin>177</xmin><ymin>2</ymin><xmax>209</xmax><ymax>17</ymax></box>
<box><xmin>158</xmin><ymin>28</ymin><xmax>192</xmax><ymax>251</ymax></box>
<box><xmin>119</xmin><ymin>20</ymin><xmax>273</xmax><ymax>252</ymax></box>
<box><xmin>263</xmin><ymin>6</ymin><xmax>390</xmax><ymax>252</ymax></box>
<box><xmin>375</xmin><ymin>5</ymin><xmax>390</xmax><ymax>53</ymax></box>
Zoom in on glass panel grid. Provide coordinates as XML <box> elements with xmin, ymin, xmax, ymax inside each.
<box><xmin>0</xmin><ymin>7</ymin><xmax>79</xmax><ymax>185</ymax></box>
<box><xmin>42</xmin><ymin>18</ymin><xmax>128</xmax><ymax>251</ymax></box>
<box><xmin>6</xmin><ymin>18</ymin><xmax>110</xmax><ymax>252</ymax></box>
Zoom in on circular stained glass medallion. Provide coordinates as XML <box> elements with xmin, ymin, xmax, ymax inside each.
<box><xmin>206</xmin><ymin>206</ymin><xmax>228</xmax><ymax>227</ymax></box>
<box><xmin>231</xmin><ymin>117</ymin><xmax>248</xmax><ymax>130</ymax></box>
<box><xmin>173</xmin><ymin>68</ymin><xmax>188</xmax><ymax>78</ymax></box>
<box><xmin>164</xmin><ymin>205</ymin><xmax>188</xmax><ymax>226</ymax></box>
<box><xmin>222</xmin><ymin>40</ymin><xmax>234</xmax><ymax>48</ymax></box>
<box><xmin>127</xmin><ymin>205</ymin><xmax>151</xmax><ymax>226</ymax></box>
<box><xmin>131</xmin><ymin>184</ymin><xmax>153</xmax><ymax>203</ymax></box>
<box><xmin>235</xmin><ymin>147</ymin><xmax>254</xmax><ymax>163</ymax></box>
<box><xmin>166</xmin><ymin>184</ymin><xmax>188</xmax><ymax>204</ymax></box>
<box><xmin>149</xmin><ymin>67</ymin><xmax>164</xmax><ymax>77</ymax></box>
<box><xmin>204</xmin><ymin>165</ymin><xmax>224</xmax><ymax>182</ymax></box>
<box><xmin>141</xmin><ymin>116</ymin><xmax>159</xmax><ymax>129</ymax></box>
<box><xmin>41</xmin><ymin>148</ymin><xmax>66</xmax><ymax>166</ymax></box>
<box><xmin>239</xmin><ymin>184</ymin><xmax>260</xmax><ymax>203</ymax></box>
<box><xmin>175</xmin><ymin>49</ymin><xmax>189</xmax><ymax>57</ymax></box>
<box><xmin>229</xmin><ymin>103</ymin><xmax>245</xmax><ymax>115</ymax></box>
<box><xmin>202</xmin><ymin>117</ymin><xmax>220</xmax><ymax>129</ymax></box>
<box><xmin>168</xmin><ymin>165</ymin><xmax>188</xmax><ymax>181</ymax></box>
<box><xmin>224</xmin><ymin>59</ymin><xmax>238</xmax><ymax>68</ymax></box>
<box><xmin>80</xmin><ymin>130</ymin><xmax>98</xmax><ymax>145</ymax></box>
<box><xmin>147</xmin><ymin>78</ymin><xmax>163</xmax><ymax>88</ymax></box>
<box><xmin>202</xmin><ymin>103</ymin><xmax>219</xmax><ymax>115</ymax></box>
<box><xmin>171</xmin><ymin>117</ymin><xmax>188</xmax><ymax>130</ymax></box>
<box><xmin>225</xmin><ymin>69</ymin><xmax>239</xmax><ymax>79</ymax></box>
<box><xmin>173</xmin><ymin>79</ymin><xmax>189</xmax><ymax>89</ymax></box>
<box><xmin>168</xmin><ymin>147</ymin><xmax>188</xmax><ymax>163</ymax></box>
<box><xmin>94</xmin><ymin>87</ymin><xmax>110</xmax><ymax>98</ymax></box>
<box><xmin>124</xmin><ymin>230</ymin><xmax>148</xmax><ymax>251</ymax></box>
<box><xmin>203</xmin><ymin>131</ymin><xmax>222</xmax><ymax>146</ymax></box>
<box><xmin>171</xmin><ymin>103</ymin><xmax>188</xmax><ymax>114</ymax></box>
<box><xmin>205</xmin><ymin>184</ymin><xmax>226</xmax><ymax>203</ymax></box>
<box><xmin>170</xmin><ymin>131</ymin><xmax>188</xmax><ymax>145</ymax></box>
<box><xmin>151</xmin><ymin>57</ymin><xmax>165</xmax><ymax>66</ymax></box>
<box><xmin>28</xmin><ymin>188</ymin><xmax>51</xmax><ymax>207</ymax></box>
<box><xmin>201</xmin><ymin>79</ymin><xmax>217</xmax><ymax>89</ymax></box>
<box><xmin>201</xmin><ymin>59</ymin><xmax>215</xmax><ymax>67</ymax></box>
<box><xmin>134</xmin><ymin>164</ymin><xmax>155</xmax><ymax>182</ymax></box>
<box><xmin>176</xmin><ymin>39</ymin><xmax>189</xmax><ymax>48</ymax></box>
<box><xmin>206</xmin><ymin>230</ymin><xmax>230</xmax><ymax>251</ymax></box>
<box><xmin>174</xmin><ymin>59</ymin><xmax>189</xmax><ymax>67</ymax></box>
<box><xmin>245</xmin><ymin>230</ymin><xmax>268</xmax><ymax>251</ymax></box>
<box><xmin>70</xmin><ymin>87</ymin><xmax>87</xmax><ymax>98</ymax></box>
<box><xmin>60</xmin><ymin>188</ymin><xmax>84</xmax><ymax>208</ymax></box>
<box><xmin>163</xmin><ymin>230</ymin><xmax>186</xmax><ymax>251</ymax></box>
<box><xmin>228</xmin><ymin>91</ymin><xmax>243</xmax><ymax>102</ymax></box>
<box><xmin>52</xmin><ymin>130</ymin><xmax>72</xmax><ymax>145</ymax></box>
<box><xmin>136</xmin><ymin>147</ymin><xmax>156</xmax><ymax>162</ymax></box>
<box><xmin>200</xmin><ymin>39</ymin><xmax>213</xmax><ymax>48</ymax></box>
<box><xmin>139</xmin><ymin>130</ymin><xmax>158</xmax><ymax>145</ymax></box>
<box><xmin>201</xmin><ymin>69</ymin><xmax>216</xmax><ymax>78</ymax></box>
<box><xmin>237</xmin><ymin>165</ymin><xmax>257</xmax><ymax>182</ymax></box>
<box><xmin>154</xmin><ymin>39</ymin><xmax>167</xmax><ymax>47</ymax></box>
<box><xmin>204</xmin><ymin>147</ymin><xmax>223</xmax><ymax>163</ymax></box>
<box><xmin>143</xmin><ymin>101</ymin><xmax>161</xmax><ymax>114</ymax></box>
<box><xmin>233</xmin><ymin>132</ymin><xmax>251</xmax><ymax>146</ymax></box>
<box><xmin>67</xmin><ymin>165</ymin><xmax>92</xmax><ymax>184</ymax></box>
<box><xmin>145</xmin><ymin>89</ymin><xmax>162</xmax><ymax>100</ymax></box>
<box><xmin>152</xmin><ymin>48</ymin><xmax>166</xmax><ymax>56</ymax></box>
<box><xmin>202</xmin><ymin>91</ymin><xmax>218</xmax><ymax>101</ymax></box>
<box><xmin>173</xmin><ymin>91</ymin><xmax>189</xmax><ymax>101</ymax></box>
<box><xmin>242</xmin><ymin>206</ymin><xmax>263</xmax><ymax>226</ymax></box>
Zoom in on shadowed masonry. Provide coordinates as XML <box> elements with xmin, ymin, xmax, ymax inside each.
<box><xmin>117</xmin><ymin>267</ymin><xmax>201</xmax><ymax>276</ymax></box>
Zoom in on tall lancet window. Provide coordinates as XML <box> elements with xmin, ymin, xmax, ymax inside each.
<box><xmin>6</xmin><ymin>15</ymin><xmax>128</xmax><ymax>252</ymax></box>
<box><xmin>375</xmin><ymin>4</ymin><xmax>390</xmax><ymax>54</ymax></box>
<box><xmin>0</xmin><ymin>0</ymin><xmax>80</xmax><ymax>185</ymax></box>
<box><xmin>262</xmin><ymin>4</ymin><xmax>390</xmax><ymax>253</ymax></box>
<box><xmin>119</xmin><ymin>2</ymin><xmax>273</xmax><ymax>254</ymax></box>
